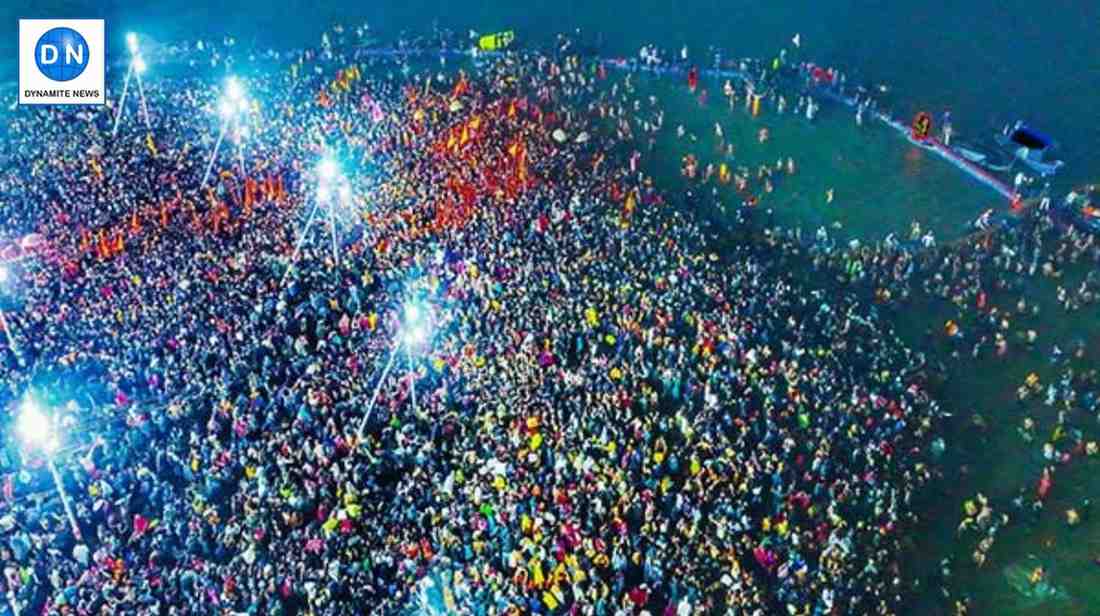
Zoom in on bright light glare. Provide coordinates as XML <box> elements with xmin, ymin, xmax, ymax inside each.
<box><xmin>403</xmin><ymin>324</ymin><xmax>427</xmax><ymax>347</ymax></box>
<box><xmin>218</xmin><ymin>99</ymin><xmax>235</xmax><ymax>119</ymax></box>
<box><xmin>318</xmin><ymin>159</ymin><xmax>338</xmax><ymax>181</ymax></box>
<box><xmin>237</xmin><ymin>98</ymin><xmax>249</xmax><ymax>113</ymax></box>
<box><xmin>17</xmin><ymin>400</ymin><xmax>57</xmax><ymax>453</ymax></box>
<box><xmin>132</xmin><ymin>56</ymin><xmax>147</xmax><ymax>74</ymax></box>
<box><xmin>338</xmin><ymin>184</ymin><xmax>351</xmax><ymax>203</ymax></box>
<box><xmin>401</xmin><ymin>302</ymin><xmax>432</xmax><ymax>348</ymax></box>
<box><xmin>0</xmin><ymin>266</ymin><xmax>8</xmax><ymax>283</ymax></box>
<box><xmin>126</xmin><ymin>32</ymin><xmax>138</xmax><ymax>55</ymax></box>
<box><xmin>317</xmin><ymin>184</ymin><xmax>332</xmax><ymax>202</ymax></box>
<box><xmin>226</xmin><ymin>77</ymin><xmax>243</xmax><ymax>101</ymax></box>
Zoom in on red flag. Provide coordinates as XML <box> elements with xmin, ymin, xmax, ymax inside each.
<box><xmin>451</xmin><ymin>74</ymin><xmax>469</xmax><ymax>99</ymax></box>
<box><xmin>133</xmin><ymin>514</ymin><xmax>150</xmax><ymax>536</ymax></box>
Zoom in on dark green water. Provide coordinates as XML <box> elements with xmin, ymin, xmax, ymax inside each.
<box><xmin>4</xmin><ymin>1</ymin><xmax>1099</xmax><ymax>613</ymax></box>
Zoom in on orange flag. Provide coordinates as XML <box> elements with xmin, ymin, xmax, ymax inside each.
<box><xmin>211</xmin><ymin>202</ymin><xmax>229</xmax><ymax>234</ymax></box>
<box><xmin>451</xmin><ymin>74</ymin><xmax>468</xmax><ymax>99</ymax></box>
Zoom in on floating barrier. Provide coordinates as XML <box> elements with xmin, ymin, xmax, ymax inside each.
<box><xmin>875</xmin><ymin>114</ymin><xmax>1015</xmax><ymax>200</ymax></box>
<box><xmin>598</xmin><ymin>59</ymin><xmax>1017</xmax><ymax>202</ymax></box>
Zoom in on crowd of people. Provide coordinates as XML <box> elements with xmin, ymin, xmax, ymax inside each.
<box><xmin>749</xmin><ymin>120</ymin><xmax>1100</xmax><ymax>612</ymax></box>
<box><xmin>0</xmin><ymin>24</ymin><xmax>1034</xmax><ymax>616</ymax></box>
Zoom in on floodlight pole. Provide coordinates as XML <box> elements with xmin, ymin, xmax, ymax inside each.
<box><xmin>408</xmin><ymin>350</ymin><xmax>420</xmax><ymax>420</ymax></box>
<box><xmin>0</xmin><ymin>309</ymin><xmax>19</xmax><ymax>360</ymax></box>
<box><xmin>202</xmin><ymin>122</ymin><xmax>228</xmax><ymax>188</ymax></box>
<box><xmin>357</xmin><ymin>341</ymin><xmax>400</xmax><ymax>440</ymax></box>
<box><xmin>237</xmin><ymin>144</ymin><xmax>247</xmax><ymax>178</ymax></box>
<box><xmin>279</xmin><ymin>195</ymin><xmax>326</xmax><ymax>288</ymax></box>
<box><xmin>328</xmin><ymin>195</ymin><xmax>339</xmax><ymax>265</ymax></box>
<box><xmin>111</xmin><ymin>62</ymin><xmax>134</xmax><ymax>138</ymax></box>
<box><xmin>46</xmin><ymin>458</ymin><xmax>81</xmax><ymax>542</ymax></box>
<box><xmin>134</xmin><ymin>68</ymin><xmax>151</xmax><ymax>129</ymax></box>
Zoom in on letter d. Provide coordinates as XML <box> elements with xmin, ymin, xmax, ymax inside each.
<box><xmin>40</xmin><ymin>44</ymin><xmax>58</xmax><ymax>64</ymax></box>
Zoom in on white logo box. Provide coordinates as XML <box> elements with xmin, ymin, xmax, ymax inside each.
<box><xmin>19</xmin><ymin>19</ymin><xmax>106</xmax><ymax>105</ymax></box>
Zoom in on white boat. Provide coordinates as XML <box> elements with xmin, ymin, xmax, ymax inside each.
<box><xmin>995</xmin><ymin>121</ymin><xmax>1064</xmax><ymax>177</ymax></box>
<box><xmin>953</xmin><ymin>141</ymin><xmax>1014</xmax><ymax>173</ymax></box>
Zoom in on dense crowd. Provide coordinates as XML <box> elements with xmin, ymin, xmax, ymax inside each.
<box><xmin>0</xmin><ymin>26</ymin><xmax>959</xmax><ymax>616</ymax></box>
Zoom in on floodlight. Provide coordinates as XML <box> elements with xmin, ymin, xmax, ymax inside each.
<box><xmin>318</xmin><ymin>158</ymin><xmax>338</xmax><ymax>181</ymax></box>
<box><xmin>17</xmin><ymin>399</ymin><xmax>57</xmax><ymax>453</ymax></box>
<box><xmin>226</xmin><ymin>77</ymin><xmax>243</xmax><ymax>101</ymax></box>
<box><xmin>219</xmin><ymin>99</ymin><xmax>235</xmax><ymax>119</ymax></box>
<box><xmin>403</xmin><ymin>324</ymin><xmax>427</xmax><ymax>347</ymax></box>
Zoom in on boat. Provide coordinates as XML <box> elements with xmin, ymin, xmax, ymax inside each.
<box><xmin>954</xmin><ymin>142</ymin><xmax>1013</xmax><ymax>172</ymax></box>
<box><xmin>952</xmin><ymin>141</ymin><xmax>1014</xmax><ymax>173</ymax></box>
<box><xmin>995</xmin><ymin>121</ymin><xmax>1064</xmax><ymax>176</ymax></box>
